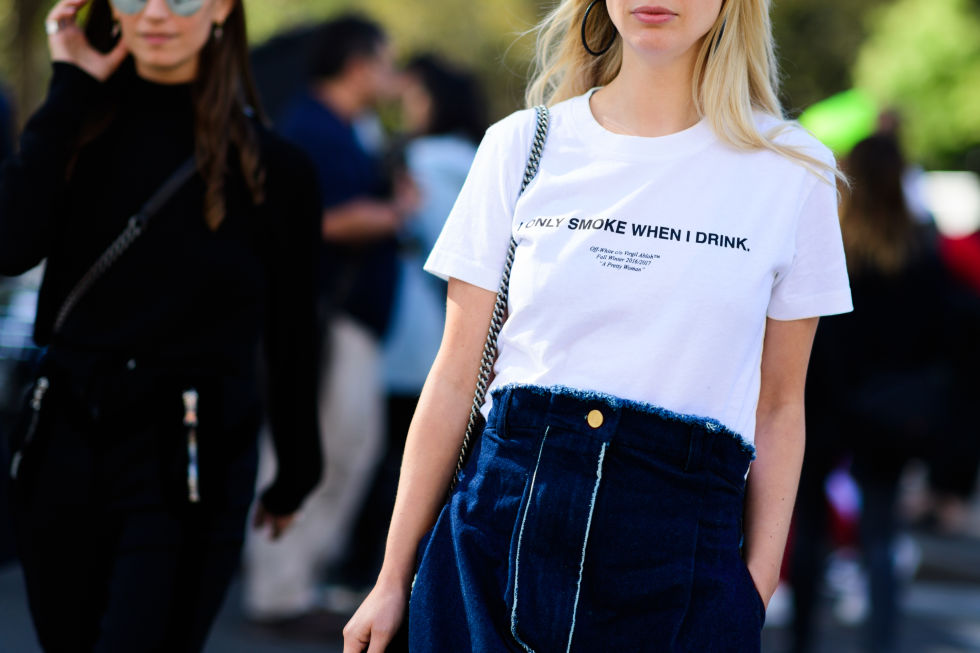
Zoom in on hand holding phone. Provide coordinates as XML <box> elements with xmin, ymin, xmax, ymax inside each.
<box><xmin>46</xmin><ymin>0</ymin><xmax>128</xmax><ymax>82</ymax></box>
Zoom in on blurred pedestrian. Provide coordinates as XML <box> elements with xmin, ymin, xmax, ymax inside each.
<box><xmin>345</xmin><ymin>53</ymin><xmax>487</xmax><ymax>588</ymax></box>
<box><xmin>875</xmin><ymin>109</ymin><xmax>933</xmax><ymax>225</ymax></box>
<box><xmin>0</xmin><ymin>0</ymin><xmax>322</xmax><ymax>650</ymax></box>
<box><xmin>875</xmin><ymin>107</ymin><xmax>980</xmax><ymax>537</ymax></box>
<box><xmin>791</xmin><ymin>134</ymin><xmax>959</xmax><ymax>653</ymax></box>
<box><xmin>344</xmin><ymin>1</ymin><xmax>852</xmax><ymax>651</ymax></box>
<box><xmin>926</xmin><ymin>231</ymin><xmax>980</xmax><ymax>533</ymax></box>
<box><xmin>243</xmin><ymin>14</ymin><xmax>413</xmax><ymax>625</ymax></box>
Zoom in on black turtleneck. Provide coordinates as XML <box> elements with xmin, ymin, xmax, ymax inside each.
<box><xmin>0</xmin><ymin>62</ymin><xmax>321</xmax><ymax>515</ymax></box>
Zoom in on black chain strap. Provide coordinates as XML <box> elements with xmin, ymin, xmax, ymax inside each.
<box><xmin>52</xmin><ymin>157</ymin><xmax>197</xmax><ymax>334</ymax></box>
<box><xmin>451</xmin><ymin>105</ymin><xmax>551</xmax><ymax>491</ymax></box>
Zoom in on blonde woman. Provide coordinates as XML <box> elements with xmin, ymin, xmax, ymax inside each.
<box><xmin>344</xmin><ymin>1</ymin><xmax>852</xmax><ymax>651</ymax></box>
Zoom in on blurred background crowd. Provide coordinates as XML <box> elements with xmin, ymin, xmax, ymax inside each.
<box><xmin>1</xmin><ymin>1</ymin><xmax>979</xmax><ymax>652</ymax></box>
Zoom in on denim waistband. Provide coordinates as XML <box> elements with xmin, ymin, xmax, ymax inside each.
<box><xmin>489</xmin><ymin>384</ymin><xmax>755</xmax><ymax>484</ymax></box>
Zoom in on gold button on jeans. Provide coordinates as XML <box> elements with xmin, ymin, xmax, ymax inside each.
<box><xmin>587</xmin><ymin>409</ymin><xmax>604</xmax><ymax>428</ymax></box>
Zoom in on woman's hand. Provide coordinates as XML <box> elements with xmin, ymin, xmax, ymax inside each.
<box><xmin>342</xmin><ymin>581</ymin><xmax>408</xmax><ymax>653</ymax></box>
<box><xmin>252</xmin><ymin>502</ymin><xmax>297</xmax><ymax>541</ymax></box>
<box><xmin>746</xmin><ymin>559</ymin><xmax>778</xmax><ymax>610</ymax></box>
<box><xmin>340</xmin><ymin>278</ymin><xmax>496</xmax><ymax>652</ymax></box>
<box><xmin>47</xmin><ymin>0</ymin><xmax>128</xmax><ymax>82</ymax></box>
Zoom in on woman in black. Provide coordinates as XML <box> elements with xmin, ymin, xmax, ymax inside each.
<box><xmin>790</xmin><ymin>135</ymin><xmax>958</xmax><ymax>653</ymax></box>
<box><xmin>0</xmin><ymin>0</ymin><xmax>321</xmax><ymax>650</ymax></box>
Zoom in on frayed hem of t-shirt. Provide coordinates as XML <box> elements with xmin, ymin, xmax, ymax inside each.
<box><xmin>490</xmin><ymin>382</ymin><xmax>756</xmax><ymax>460</ymax></box>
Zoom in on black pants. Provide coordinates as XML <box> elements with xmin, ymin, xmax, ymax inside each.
<box><xmin>10</xmin><ymin>365</ymin><xmax>257</xmax><ymax>653</ymax></box>
<box><xmin>790</xmin><ymin>420</ymin><xmax>907</xmax><ymax>653</ymax></box>
<box><xmin>15</xmin><ymin>502</ymin><xmax>247</xmax><ymax>653</ymax></box>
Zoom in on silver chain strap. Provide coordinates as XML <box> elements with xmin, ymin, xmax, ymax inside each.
<box><xmin>51</xmin><ymin>157</ymin><xmax>197</xmax><ymax>335</ymax></box>
<box><xmin>53</xmin><ymin>216</ymin><xmax>145</xmax><ymax>333</ymax></box>
<box><xmin>451</xmin><ymin>105</ymin><xmax>550</xmax><ymax>491</ymax></box>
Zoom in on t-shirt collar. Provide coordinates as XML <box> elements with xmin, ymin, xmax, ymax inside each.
<box><xmin>569</xmin><ymin>87</ymin><xmax>717</xmax><ymax>161</ymax></box>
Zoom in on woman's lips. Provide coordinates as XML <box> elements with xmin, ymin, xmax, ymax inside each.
<box><xmin>140</xmin><ymin>33</ymin><xmax>176</xmax><ymax>45</ymax></box>
<box><xmin>632</xmin><ymin>6</ymin><xmax>678</xmax><ymax>24</ymax></box>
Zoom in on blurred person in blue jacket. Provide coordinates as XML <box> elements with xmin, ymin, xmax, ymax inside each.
<box><xmin>345</xmin><ymin>54</ymin><xmax>487</xmax><ymax>590</ymax></box>
<box><xmin>243</xmin><ymin>14</ymin><xmax>417</xmax><ymax>625</ymax></box>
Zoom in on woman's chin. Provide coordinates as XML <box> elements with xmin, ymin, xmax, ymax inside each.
<box><xmin>132</xmin><ymin>54</ymin><xmax>198</xmax><ymax>83</ymax></box>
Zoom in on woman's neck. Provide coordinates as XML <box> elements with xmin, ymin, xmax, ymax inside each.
<box><xmin>590</xmin><ymin>46</ymin><xmax>701</xmax><ymax>138</ymax></box>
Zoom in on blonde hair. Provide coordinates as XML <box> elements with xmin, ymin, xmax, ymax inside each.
<box><xmin>526</xmin><ymin>0</ymin><xmax>839</xmax><ymax>180</ymax></box>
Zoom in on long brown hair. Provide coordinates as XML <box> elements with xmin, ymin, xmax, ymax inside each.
<box><xmin>83</xmin><ymin>0</ymin><xmax>266</xmax><ymax>229</ymax></box>
<box><xmin>840</xmin><ymin>135</ymin><xmax>917</xmax><ymax>276</ymax></box>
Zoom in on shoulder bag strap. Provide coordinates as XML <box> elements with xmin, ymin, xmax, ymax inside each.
<box><xmin>52</xmin><ymin>156</ymin><xmax>198</xmax><ymax>334</ymax></box>
<box><xmin>451</xmin><ymin>105</ymin><xmax>551</xmax><ymax>490</ymax></box>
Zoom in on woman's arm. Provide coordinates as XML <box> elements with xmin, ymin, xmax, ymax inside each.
<box><xmin>0</xmin><ymin>0</ymin><xmax>126</xmax><ymax>275</ymax></box>
<box><xmin>0</xmin><ymin>64</ymin><xmax>101</xmax><ymax>275</ymax></box>
<box><xmin>744</xmin><ymin>316</ymin><xmax>819</xmax><ymax>607</ymax></box>
<box><xmin>343</xmin><ymin>277</ymin><xmax>497</xmax><ymax>653</ymax></box>
<box><xmin>257</xmin><ymin>147</ymin><xmax>323</xmax><ymax>526</ymax></box>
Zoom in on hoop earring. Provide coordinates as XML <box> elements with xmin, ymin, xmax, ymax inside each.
<box><xmin>213</xmin><ymin>23</ymin><xmax>224</xmax><ymax>40</ymax></box>
<box><xmin>581</xmin><ymin>0</ymin><xmax>617</xmax><ymax>57</ymax></box>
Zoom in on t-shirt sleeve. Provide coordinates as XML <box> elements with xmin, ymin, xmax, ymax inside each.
<box><xmin>424</xmin><ymin>111</ymin><xmax>532</xmax><ymax>291</ymax></box>
<box><xmin>768</xmin><ymin>168</ymin><xmax>853</xmax><ymax>320</ymax></box>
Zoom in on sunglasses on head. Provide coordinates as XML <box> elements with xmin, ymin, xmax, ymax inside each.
<box><xmin>111</xmin><ymin>0</ymin><xmax>206</xmax><ymax>17</ymax></box>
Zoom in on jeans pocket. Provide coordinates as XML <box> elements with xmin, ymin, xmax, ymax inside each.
<box><xmin>737</xmin><ymin>555</ymin><xmax>767</xmax><ymax>625</ymax></box>
<box><xmin>506</xmin><ymin>427</ymin><xmax>609</xmax><ymax>652</ymax></box>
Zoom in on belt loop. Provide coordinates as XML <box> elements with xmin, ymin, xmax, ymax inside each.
<box><xmin>607</xmin><ymin>400</ymin><xmax>624</xmax><ymax>443</ymax></box>
<box><xmin>684</xmin><ymin>426</ymin><xmax>704</xmax><ymax>472</ymax></box>
<box><xmin>494</xmin><ymin>385</ymin><xmax>513</xmax><ymax>433</ymax></box>
<box><xmin>701</xmin><ymin>426</ymin><xmax>719</xmax><ymax>462</ymax></box>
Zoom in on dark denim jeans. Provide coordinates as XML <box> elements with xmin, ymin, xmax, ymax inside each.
<box><xmin>410</xmin><ymin>385</ymin><xmax>764</xmax><ymax>652</ymax></box>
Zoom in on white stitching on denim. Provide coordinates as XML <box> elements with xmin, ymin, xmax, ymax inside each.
<box><xmin>510</xmin><ymin>426</ymin><xmax>550</xmax><ymax>653</ymax></box>
<box><xmin>565</xmin><ymin>442</ymin><xmax>608</xmax><ymax>653</ymax></box>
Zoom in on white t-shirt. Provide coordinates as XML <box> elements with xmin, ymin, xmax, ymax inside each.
<box><xmin>424</xmin><ymin>90</ymin><xmax>853</xmax><ymax>443</ymax></box>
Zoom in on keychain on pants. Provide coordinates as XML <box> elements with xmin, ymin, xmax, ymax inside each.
<box><xmin>182</xmin><ymin>389</ymin><xmax>201</xmax><ymax>503</ymax></box>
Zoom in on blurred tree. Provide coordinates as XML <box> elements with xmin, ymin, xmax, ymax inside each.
<box><xmin>0</xmin><ymin>0</ymin><xmax>47</xmax><ymax>128</ymax></box>
<box><xmin>770</xmin><ymin>0</ymin><xmax>887</xmax><ymax>115</ymax></box>
<box><xmin>854</xmin><ymin>0</ymin><xmax>980</xmax><ymax>169</ymax></box>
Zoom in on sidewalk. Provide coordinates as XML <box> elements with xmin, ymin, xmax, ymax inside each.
<box><xmin>1</xmin><ymin>532</ymin><xmax>978</xmax><ymax>652</ymax></box>
<box><xmin>0</xmin><ymin>566</ymin><xmax>343</xmax><ymax>653</ymax></box>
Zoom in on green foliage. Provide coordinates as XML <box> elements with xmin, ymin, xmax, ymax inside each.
<box><xmin>0</xmin><ymin>0</ymin><xmax>14</xmax><ymax>82</ymax></box>
<box><xmin>770</xmin><ymin>0</ymin><xmax>888</xmax><ymax>115</ymax></box>
<box><xmin>243</xmin><ymin>0</ymin><xmax>344</xmax><ymax>43</ymax></box>
<box><xmin>854</xmin><ymin>0</ymin><xmax>980</xmax><ymax>168</ymax></box>
<box><xmin>0</xmin><ymin>0</ymin><xmax>51</xmax><ymax>122</ymax></box>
